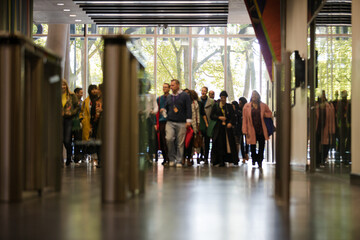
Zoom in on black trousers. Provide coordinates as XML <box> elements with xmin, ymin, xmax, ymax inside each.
<box><xmin>240</xmin><ymin>133</ymin><xmax>249</xmax><ymax>158</ymax></box>
<box><xmin>202</xmin><ymin>134</ymin><xmax>211</xmax><ymax>161</ymax></box>
<box><xmin>319</xmin><ymin>144</ymin><xmax>330</xmax><ymax>165</ymax></box>
<box><xmin>63</xmin><ymin>118</ymin><xmax>73</xmax><ymax>163</ymax></box>
<box><xmin>73</xmin><ymin>129</ymin><xmax>82</xmax><ymax>162</ymax></box>
<box><xmin>250</xmin><ymin>134</ymin><xmax>265</xmax><ymax>164</ymax></box>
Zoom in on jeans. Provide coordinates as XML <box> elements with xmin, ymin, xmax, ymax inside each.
<box><xmin>165</xmin><ymin>121</ymin><xmax>187</xmax><ymax>163</ymax></box>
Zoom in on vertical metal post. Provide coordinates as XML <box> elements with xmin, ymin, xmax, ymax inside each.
<box><xmin>129</xmin><ymin>56</ymin><xmax>140</xmax><ymax>195</ymax></box>
<box><xmin>275</xmin><ymin>0</ymin><xmax>291</xmax><ymax>206</ymax></box>
<box><xmin>309</xmin><ymin>20</ymin><xmax>317</xmax><ymax>172</ymax></box>
<box><xmin>24</xmin><ymin>55</ymin><xmax>44</xmax><ymax>191</ymax></box>
<box><xmin>103</xmin><ymin>36</ymin><xmax>131</xmax><ymax>202</ymax></box>
<box><xmin>0</xmin><ymin>0</ymin><xmax>33</xmax><ymax>37</ymax></box>
<box><xmin>0</xmin><ymin>40</ymin><xmax>24</xmax><ymax>202</ymax></box>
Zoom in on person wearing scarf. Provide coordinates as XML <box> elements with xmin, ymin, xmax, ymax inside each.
<box><xmin>210</xmin><ymin>91</ymin><xmax>239</xmax><ymax>167</ymax></box>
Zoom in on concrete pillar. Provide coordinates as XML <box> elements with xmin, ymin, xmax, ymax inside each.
<box><xmin>46</xmin><ymin>24</ymin><xmax>70</xmax><ymax>81</ymax></box>
<box><xmin>351</xmin><ymin>1</ymin><xmax>360</xmax><ymax>183</ymax></box>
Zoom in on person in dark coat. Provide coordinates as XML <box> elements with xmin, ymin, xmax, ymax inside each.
<box><xmin>210</xmin><ymin>91</ymin><xmax>239</xmax><ymax>167</ymax></box>
<box><xmin>239</xmin><ymin>97</ymin><xmax>249</xmax><ymax>163</ymax></box>
<box><xmin>231</xmin><ymin>101</ymin><xmax>242</xmax><ymax>162</ymax></box>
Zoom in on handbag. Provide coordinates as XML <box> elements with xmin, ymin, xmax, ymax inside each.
<box><xmin>206</xmin><ymin>119</ymin><xmax>217</xmax><ymax>138</ymax></box>
<box><xmin>185</xmin><ymin>127</ymin><xmax>194</xmax><ymax>148</ymax></box>
<box><xmin>264</xmin><ymin>117</ymin><xmax>275</xmax><ymax>136</ymax></box>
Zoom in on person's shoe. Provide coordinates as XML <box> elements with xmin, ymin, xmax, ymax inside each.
<box><xmin>258</xmin><ymin>161</ymin><xmax>262</xmax><ymax>168</ymax></box>
<box><xmin>169</xmin><ymin>162</ymin><xmax>176</xmax><ymax>167</ymax></box>
<box><xmin>96</xmin><ymin>165</ymin><xmax>101</xmax><ymax>168</ymax></box>
<box><xmin>245</xmin><ymin>154</ymin><xmax>249</xmax><ymax>160</ymax></box>
<box><xmin>233</xmin><ymin>162</ymin><xmax>239</xmax><ymax>166</ymax></box>
<box><xmin>252</xmin><ymin>160</ymin><xmax>256</xmax><ymax>166</ymax></box>
<box><xmin>176</xmin><ymin>163</ymin><xmax>183</xmax><ymax>168</ymax></box>
<box><xmin>66</xmin><ymin>160</ymin><xmax>71</xmax><ymax>166</ymax></box>
<box><xmin>219</xmin><ymin>163</ymin><xmax>226</xmax><ymax>167</ymax></box>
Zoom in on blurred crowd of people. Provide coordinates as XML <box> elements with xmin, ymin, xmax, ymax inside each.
<box><xmin>148</xmin><ymin>79</ymin><xmax>273</xmax><ymax>168</ymax></box>
<box><xmin>61</xmin><ymin>78</ymin><xmax>275</xmax><ymax>169</ymax></box>
<box><xmin>61</xmin><ymin>79</ymin><xmax>103</xmax><ymax>167</ymax></box>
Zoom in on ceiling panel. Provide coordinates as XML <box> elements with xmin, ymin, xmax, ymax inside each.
<box><xmin>316</xmin><ymin>0</ymin><xmax>351</xmax><ymax>26</ymax></box>
<box><xmin>33</xmin><ymin>0</ymin><xmax>93</xmax><ymax>24</ymax></box>
<box><xmin>73</xmin><ymin>0</ymin><xmax>229</xmax><ymax>26</ymax></box>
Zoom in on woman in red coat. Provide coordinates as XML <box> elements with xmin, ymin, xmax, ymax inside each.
<box><xmin>242</xmin><ymin>90</ymin><xmax>272</xmax><ymax>168</ymax></box>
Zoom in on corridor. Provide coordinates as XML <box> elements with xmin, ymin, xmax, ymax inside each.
<box><xmin>0</xmin><ymin>162</ymin><xmax>359</xmax><ymax>240</ymax></box>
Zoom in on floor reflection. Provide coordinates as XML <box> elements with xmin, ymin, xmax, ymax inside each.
<box><xmin>1</xmin><ymin>161</ymin><xmax>359</xmax><ymax>240</ymax></box>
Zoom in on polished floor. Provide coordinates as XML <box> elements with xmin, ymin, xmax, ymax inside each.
<box><xmin>0</xmin><ymin>161</ymin><xmax>359</xmax><ymax>240</ymax></box>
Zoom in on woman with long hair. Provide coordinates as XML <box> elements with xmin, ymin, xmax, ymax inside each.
<box><xmin>242</xmin><ymin>90</ymin><xmax>272</xmax><ymax>168</ymax></box>
<box><xmin>80</xmin><ymin>84</ymin><xmax>98</xmax><ymax>141</ymax></box>
<box><xmin>184</xmin><ymin>90</ymin><xmax>201</xmax><ymax>166</ymax></box>
<box><xmin>62</xmin><ymin>79</ymin><xmax>80</xmax><ymax>166</ymax></box>
<box><xmin>91</xmin><ymin>84</ymin><xmax>104</xmax><ymax>168</ymax></box>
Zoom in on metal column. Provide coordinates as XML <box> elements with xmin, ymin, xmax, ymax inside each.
<box><xmin>275</xmin><ymin>0</ymin><xmax>291</xmax><ymax>206</ymax></box>
<box><xmin>0</xmin><ymin>0</ymin><xmax>33</xmax><ymax>37</ymax></box>
<box><xmin>309</xmin><ymin>21</ymin><xmax>317</xmax><ymax>172</ymax></box>
<box><xmin>0</xmin><ymin>35</ymin><xmax>62</xmax><ymax>202</ymax></box>
<box><xmin>0</xmin><ymin>39</ymin><xmax>24</xmax><ymax>202</ymax></box>
<box><xmin>103</xmin><ymin>36</ymin><xmax>131</xmax><ymax>202</ymax></box>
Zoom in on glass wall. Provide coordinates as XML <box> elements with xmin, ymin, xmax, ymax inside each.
<box><xmin>316</xmin><ymin>26</ymin><xmax>352</xmax><ymax>101</ymax></box>
<box><xmin>192</xmin><ymin>37</ymin><xmax>224</xmax><ymax>96</ymax></box>
<box><xmin>69</xmin><ymin>37</ymin><xmax>85</xmax><ymax>90</ymax></box>
<box><xmin>33</xmin><ymin>24</ymin><xmax>275</xmax><ymax>101</ymax></box>
<box><xmin>314</xmin><ymin>26</ymin><xmax>352</xmax><ymax>167</ymax></box>
<box><xmin>157</xmin><ymin>37</ymin><xmax>189</xmax><ymax>94</ymax></box>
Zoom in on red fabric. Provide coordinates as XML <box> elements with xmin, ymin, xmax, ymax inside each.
<box><xmin>262</xmin><ymin>0</ymin><xmax>281</xmax><ymax>62</ymax></box>
<box><xmin>185</xmin><ymin>127</ymin><xmax>194</xmax><ymax>149</ymax></box>
<box><xmin>156</xmin><ymin>98</ymin><xmax>160</xmax><ymax>150</ymax></box>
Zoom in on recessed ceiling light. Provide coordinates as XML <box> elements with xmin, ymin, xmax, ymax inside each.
<box><xmin>70</xmin><ymin>14</ymin><xmax>77</xmax><ymax>17</ymax></box>
<box><xmin>57</xmin><ymin>3</ymin><xmax>64</xmax><ymax>6</ymax></box>
<box><xmin>63</xmin><ymin>9</ymin><xmax>71</xmax><ymax>12</ymax></box>
<box><xmin>75</xmin><ymin>19</ymin><xmax>82</xmax><ymax>22</ymax></box>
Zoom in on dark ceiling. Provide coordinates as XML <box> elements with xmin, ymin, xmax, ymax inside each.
<box><xmin>316</xmin><ymin>0</ymin><xmax>351</xmax><ymax>26</ymax></box>
<box><xmin>73</xmin><ymin>0</ymin><xmax>229</xmax><ymax>27</ymax></box>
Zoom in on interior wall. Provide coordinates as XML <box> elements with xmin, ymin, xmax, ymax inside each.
<box><xmin>286</xmin><ymin>0</ymin><xmax>308</xmax><ymax>166</ymax></box>
<box><xmin>351</xmin><ymin>1</ymin><xmax>360</xmax><ymax>177</ymax></box>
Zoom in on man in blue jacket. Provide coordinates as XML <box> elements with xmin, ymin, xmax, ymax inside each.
<box><xmin>162</xmin><ymin>79</ymin><xmax>192</xmax><ymax>167</ymax></box>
